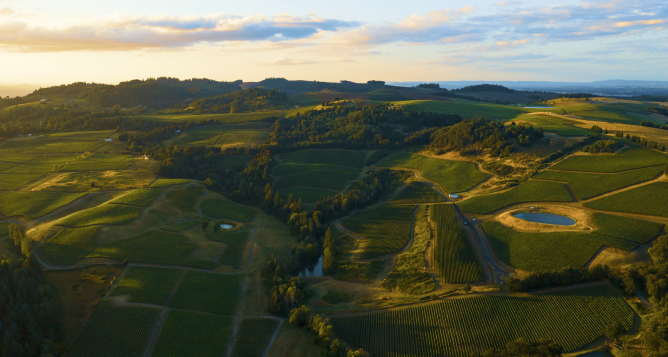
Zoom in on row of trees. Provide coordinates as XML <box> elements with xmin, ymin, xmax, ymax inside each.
<box><xmin>582</xmin><ymin>139</ymin><xmax>622</xmax><ymax>153</ymax></box>
<box><xmin>615</xmin><ymin>131</ymin><xmax>666</xmax><ymax>151</ymax></box>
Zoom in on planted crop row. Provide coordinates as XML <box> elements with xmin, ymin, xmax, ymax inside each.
<box><xmin>331</xmin><ymin>285</ymin><xmax>635</xmax><ymax>357</ymax></box>
<box><xmin>231</xmin><ymin>318</ymin><xmax>280</xmax><ymax>357</ymax></box>
<box><xmin>342</xmin><ymin>205</ymin><xmax>415</xmax><ymax>259</ymax></box>
<box><xmin>391</xmin><ymin>182</ymin><xmax>445</xmax><ymax>204</ymax></box>
<box><xmin>550</xmin><ymin>147</ymin><xmax>667</xmax><ymax>173</ymax></box>
<box><xmin>591</xmin><ymin>212</ymin><xmax>664</xmax><ymax>244</ymax></box>
<box><xmin>584</xmin><ymin>182</ymin><xmax>668</xmax><ymax>218</ymax></box>
<box><xmin>458</xmin><ymin>180</ymin><xmax>573</xmax><ymax>214</ymax></box>
<box><xmin>431</xmin><ymin>204</ymin><xmax>484</xmax><ymax>283</ymax></box>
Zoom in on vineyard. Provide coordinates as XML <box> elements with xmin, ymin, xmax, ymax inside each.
<box><xmin>164</xmin><ymin>186</ymin><xmax>205</xmax><ymax>213</ymax></box>
<box><xmin>110</xmin><ymin>266</ymin><xmax>183</xmax><ymax>305</ymax></box>
<box><xmin>534</xmin><ymin>165</ymin><xmax>664</xmax><ymax>200</ymax></box>
<box><xmin>67</xmin><ymin>303</ymin><xmax>160</xmax><ymax>357</ymax></box>
<box><xmin>56</xmin><ymin>203</ymin><xmax>142</xmax><ymax>227</ymax></box>
<box><xmin>0</xmin><ymin>191</ymin><xmax>87</xmax><ymax>219</ymax></box>
<box><xmin>549</xmin><ymin>147</ymin><xmax>668</xmax><ymax>173</ymax></box>
<box><xmin>391</xmin><ymin>182</ymin><xmax>446</xmax><ymax>204</ymax></box>
<box><xmin>279</xmin><ymin>149</ymin><xmax>368</xmax><ymax>168</ymax></box>
<box><xmin>207</xmin><ymin>227</ymin><xmax>250</xmax><ymax>267</ymax></box>
<box><xmin>584</xmin><ymin>182</ymin><xmax>668</xmax><ymax>218</ymax></box>
<box><xmin>232</xmin><ymin>318</ymin><xmax>280</xmax><ymax>357</ymax></box>
<box><xmin>483</xmin><ymin>222</ymin><xmax>638</xmax><ymax>271</ymax></box>
<box><xmin>110</xmin><ymin>188</ymin><xmax>162</xmax><ymax>207</ymax></box>
<box><xmin>40</xmin><ymin>226</ymin><xmax>99</xmax><ymax>265</ymax></box>
<box><xmin>458</xmin><ymin>180</ymin><xmax>573</xmax><ymax>214</ymax></box>
<box><xmin>170</xmin><ymin>271</ymin><xmax>241</xmax><ymax>315</ymax></box>
<box><xmin>331</xmin><ymin>285</ymin><xmax>635</xmax><ymax>357</ymax></box>
<box><xmin>431</xmin><ymin>204</ymin><xmax>484</xmax><ymax>283</ymax></box>
<box><xmin>152</xmin><ymin>310</ymin><xmax>233</xmax><ymax>357</ymax></box>
<box><xmin>341</xmin><ymin>204</ymin><xmax>416</xmax><ymax>259</ymax></box>
<box><xmin>200</xmin><ymin>198</ymin><xmax>256</xmax><ymax>221</ymax></box>
<box><xmin>592</xmin><ymin>212</ymin><xmax>664</xmax><ymax>244</ymax></box>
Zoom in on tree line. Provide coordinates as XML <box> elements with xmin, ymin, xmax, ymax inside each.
<box><xmin>188</xmin><ymin>88</ymin><xmax>288</xmax><ymax>114</ymax></box>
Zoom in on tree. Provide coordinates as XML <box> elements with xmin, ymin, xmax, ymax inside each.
<box><xmin>113</xmin><ymin>104</ymin><xmax>121</xmax><ymax>114</ymax></box>
<box><xmin>605</xmin><ymin>322</ymin><xmax>624</xmax><ymax>342</ymax></box>
<box><xmin>212</xmin><ymin>223</ymin><xmax>220</xmax><ymax>233</ymax></box>
<box><xmin>202</xmin><ymin>220</ymin><xmax>209</xmax><ymax>232</ymax></box>
<box><xmin>322</xmin><ymin>247</ymin><xmax>336</xmax><ymax>275</ymax></box>
<box><xmin>665</xmin><ymin>164</ymin><xmax>668</xmax><ymax>176</ymax></box>
<box><xmin>463</xmin><ymin>283</ymin><xmax>472</xmax><ymax>293</ymax></box>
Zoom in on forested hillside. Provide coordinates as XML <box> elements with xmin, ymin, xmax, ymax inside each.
<box><xmin>189</xmin><ymin>88</ymin><xmax>289</xmax><ymax>114</ymax></box>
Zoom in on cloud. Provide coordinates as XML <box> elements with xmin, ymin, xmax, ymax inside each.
<box><xmin>260</xmin><ymin>57</ymin><xmax>355</xmax><ymax>66</ymax></box>
<box><xmin>0</xmin><ymin>6</ymin><xmax>14</xmax><ymax>16</ymax></box>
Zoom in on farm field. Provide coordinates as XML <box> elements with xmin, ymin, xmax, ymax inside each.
<box><xmin>200</xmin><ymin>198</ymin><xmax>255</xmax><ymax>221</ymax></box>
<box><xmin>381</xmin><ymin>206</ymin><xmax>436</xmax><ymax>295</ymax></box>
<box><xmin>0</xmin><ymin>191</ymin><xmax>87</xmax><ymax>219</ymax></box>
<box><xmin>152</xmin><ymin>310</ymin><xmax>233</xmax><ymax>357</ymax></box>
<box><xmin>391</xmin><ymin>182</ymin><xmax>446</xmax><ymax>204</ymax></box>
<box><xmin>164</xmin><ymin>185</ymin><xmax>204</xmax><ymax>213</ymax></box>
<box><xmin>207</xmin><ymin>228</ymin><xmax>249</xmax><ymax>267</ymax></box>
<box><xmin>232</xmin><ymin>318</ymin><xmax>281</xmax><ymax>357</ymax></box>
<box><xmin>483</xmin><ymin>222</ymin><xmax>637</xmax><ymax>271</ymax></box>
<box><xmin>67</xmin><ymin>303</ymin><xmax>160</xmax><ymax>357</ymax></box>
<box><xmin>376</xmin><ymin>152</ymin><xmax>489</xmax><ymax>193</ymax></box>
<box><xmin>280</xmin><ymin>149</ymin><xmax>368</xmax><ymax>168</ymax></box>
<box><xmin>0</xmin><ymin>154</ymin><xmax>38</xmax><ymax>171</ymax></box>
<box><xmin>56</xmin><ymin>203</ymin><xmax>142</xmax><ymax>227</ymax></box>
<box><xmin>591</xmin><ymin>213</ymin><xmax>664</xmax><ymax>244</ymax></box>
<box><xmin>64</xmin><ymin>154</ymin><xmax>134</xmax><ymax>171</ymax></box>
<box><xmin>110</xmin><ymin>188</ymin><xmax>162</xmax><ymax>207</ymax></box>
<box><xmin>215</xmin><ymin>129</ymin><xmax>270</xmax><ymax>149</ymax></box>
<box><xmin>432</xmin><ymin>204</ymin><xmax>484</xmax><ymax>283</ymax></box>
<box><xmin>162</xmin><ymin>218</ymin><xmax>207</xmax><ymax>232</ymax></box>
<box><xmin>150</xmin><ymin>178</ymin><xmax>192</xmax><ymax>188</ymax></box>
<box><xmin>110</xmin><ymin>266</ymin><xmax>182</xmax><ymax>305</ymax></box>
<box><xmin>514</xmin><ymin>114</ymin><xmax>594</xmax><ymax>136</ymax></box>
<box><xmin>550</xmin><ymin>148</ymin><xmax>668</xmax><ymax>173</ymax></box>
<box><xmin>458</xmin><ymin>180</ymin><xmax>573</xmax><ymax>214</ymax></box>
<box><xmin>366</xmin><ymin>89</ymin><xmax>405</xmax><ymax>101</ymax></box>
<box><xmin>341</xmin><ymin>204</ymin><xmax>416</xmax><ymax>259</ymax></box>
<box><xmin>133</xmin><ymin>111</ymin><xmax>282</xmax><ymax>123</ymax></box>
<box><xmin>271</xmin><ymin>161</ymin><xmax>360</xmax><ymax>176</ymax></box>
<box><xmin>40</xmin><ymin>226</ymin><xmax>99</xmax><ymax>265</ymax></box>
<box><xmin>273</xmin><ymin>169</ymin><xmax>360</xmax><ymax>191</ymax></box>
<box><xmin>0</xmin><ymin>173</ymin><xmax>43</xmax><ymax>190</ymax></box>
<box><xmin>392</xmin><ymin>99</ymin><xmax>557</xmax><ymax>120</ymax></box>
<box><xmin>2</xmin><ymin>154</ymin><xmax>76</xmax><ymax>174</ymax></box>
<box><xmin>276</xmin><ymin>187</ymin><xmax>338</xmax><ymax>203</ymax></box>
<box><xmin>0</xmin><ymin>137</ymin><xmax>101</xmax><ymax>154</ymax></box>
<box><xmin>534</xmin><ymin>166</ymin><xmax>664</xmax><ymax>200</ymax></box>
<box><xmin>331</xmin><ymin>285</ymin><xmax>635</xmax><ymax>357</ymax></box>
<box><xmin>47</xmin><ymin>130</ymin><xmax>115</xmax><ymax>138</ymax></box>
<box><xmin>170</xmin><ymin>271</ymin><xmax>241</xmax><ymax>314</ymax></box>
<box><xmin>584</xmin><ymin>182</ymin><xmax>668</xmax><ymax>218</ymax></box>
<box><xmin>560</xmin><ymin>103</ymin><xmax>647</xmax><ymax>124</ymax></box>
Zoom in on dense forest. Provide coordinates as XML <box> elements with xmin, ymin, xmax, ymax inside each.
<box><xmin>188</xmin><ymin>88</ymin><xmax>288</xmax><ymax>114</ymax></box>
<box><xmin>455</xmin><ymin>84</ymin><xmax>515</xmax><ymax>93</ymax></box>
<box><xmin>429</xmin><ymin>119</ymin><xmax>544</xmax><ymax>157</ymax></box>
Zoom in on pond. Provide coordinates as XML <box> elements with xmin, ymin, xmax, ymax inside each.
<box><xmin>513</xmin><ymin>212</ymin><xmax>576</xmax><ymax>226</ymax></box>
<box><xmin>220</xmin><ymin>224</ymin><xmax>234</xmax><ymax>230</ymax></box>
<box><xmin>298</xmin><ymin>256</ymin><xmax>323</xmax><ymax>277</ymax></box>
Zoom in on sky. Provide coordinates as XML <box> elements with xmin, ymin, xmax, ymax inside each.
<box><xmin>0</xmin><ymin>0</ymin><xmax>666</xmax><ymax>85</ymax></box>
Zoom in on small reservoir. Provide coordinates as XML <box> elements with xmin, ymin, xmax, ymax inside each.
<box><xmin>298</xmin><ymin>256</ymin><xmax>323</xmax><ymax>277</ymax></box>
<box><xmin>513</xmin><ymin>212</ymin><xmax>576</xmax><ymax>226</ymax></box>
<box><xmin>220</xmin><ymin>224</ymin><xmax>234</xmax><ymax>230</ymax></box>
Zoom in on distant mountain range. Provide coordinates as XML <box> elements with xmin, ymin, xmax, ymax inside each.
<box><xmin>388</xmin><ymin>80</ymin><xmax>668</xmax><ymax>96</ymax></box>
<box><xmin>0</xmin><ymin>84</ymin><xmax>41</xmax><ymax>98</ymax></box>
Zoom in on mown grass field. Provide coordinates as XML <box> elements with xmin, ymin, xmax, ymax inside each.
<box><xmin>591</xmin><ymin>213</ymin><xmax>664</xmax><ymax>244</ymax></box>
<box><xmin>534</xmin><ymin>166</ymin><xmax>664</xmax><ymax>200</ymax></box>
<box><xmin>331</xmin><ymin>285</ymin><xmax>635</xmax><ymax>357</ymax></box>
<box><xmin>57</xmin><ymin>204</ymin><xmax>142</xmax><ymax>227</ymax></box>
<box><xmin>483</xmin><ymin>222</ymin><xmax>637</xmax><ymax>271</ymax></box>
<box><xmin>232</xmin><ymin>318</ymin><xmax>280</xmax><ymax>357</ymax></box>
<box><xmin>381</xmin><ymin>206</ymin><xmax>436</xmax><ymax>295</ymax></box>
<box><xmin>0</xmin><ymin>173</ymin><xmax>44</xmax><ymax>190</ymax></box>
<box><xmin>550</xmin><ymin>148</ymin><xmax>668</xmax><ymax>173</ymax></box>
<box><xmin>110</xmin><ymin>266</ymin><xmax>182</xmax><ymax>305</ymax></box>
<box><xmin>0</xmin><ymin>191</ymin><xmax>87</xmax><ymax>219</ymax></box>
<box><xmin>164</xmin><ymin>185</ymin><xmax>204</xmax><ymax>213</ymax></box>
<box><xmin>391</xmin><ymin>182</ymin><xmax>445</xmax><ymax>204</ymax></box>
<box><xmin>276</xmin><ymin>187</ymin><xmax>338</xmax><ymax>203</ymax></box>
<box><xmin>201</xmin><ymin>199</ymin><xmax>255</xmax><ymax>221</ymax></box>
<box><xmin>280</xmin><ymin>149</ymin><xmax>368</xmax><ymax>168</ymax></box>
<box><xmin>376</xmin><ymin>152</ymin><xmax>489</xmax><ymax>193</ymax></box>
<box><xmin>40</xmin><ymin>227</ymin><xmax>99</xmax><ymax>265</ymax></box>
<box><xmin>110</xmin><ymin>188</ymin><xmax>162</xmax><ymax>207</ymax></box>
<box><xmin>342</xmin><ymin>205</ymin><xmax>416</xmax><ymax>259</ymax></box>
<box><xmin>584</xmin><ymin>182</ymin><xmax>668</xmax><ymax>218</ymax></box>
<box><xmin>150</xmin><ymin>178</ymin><xmax>192</xmax><ymax>188</ymax></box>
<box><xmin>432</xmin><ymin>204</ymin><xmax>484</xmax><ymax>283</ymax></box>
<box><xmin>273</xmin><ymin>169</ymin><xmax>360</xmax><ymax>191</ymax></box>
<box><xmin>458</xmin><ymin>180</ymin><xmax>573</xmax><ymax>214</ymax></box>
<box><xmin>67</xmin><ymin>303</ymin><xmax>160</xmax><ymax>357</ymax></box>
<box><xmin>171</xmin><ymin>272</ymin><xmax>241</xmax><ymax>315</ymax></box>
<box><xmin>153</xmin><ymin>310</ymin><xmax>233</xmax><ymax>357</ymax></box>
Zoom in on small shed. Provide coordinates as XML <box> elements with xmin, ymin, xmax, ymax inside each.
<box><xmin>449</xmin><ymin>194</ymin><xmax>460</xmax><ymax>199</ymax></box>
<box><xmin>40</xmin><ymin>99</ymin><xmax>48</xmax><ymax>104</ymax></box>
<box><xmin>105</xmin><ymin>138</ymin><xmax>113</xmax><ymax>142</ymax></box>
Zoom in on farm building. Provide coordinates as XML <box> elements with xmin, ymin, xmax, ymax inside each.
<box><xmin>40</xmin><ymin>99</ymin><xmax>48</xmax><ymax>104</ymax></box>
<box><xmin>449</xmin><ymin>194</ymin><xmax>460</xmax><ymax>199</ymax></box>
<box><xmin>105</xmin><ymin>138</ymin><xmax>113</xmax><ymax>142</ymax></box>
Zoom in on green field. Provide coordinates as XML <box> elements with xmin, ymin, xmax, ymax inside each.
<box><xmin>94</xmin><ymin>230</ymin><xmax>214</xmax><ymax>269</ymax></box>
<box><xmin>591</xmin><ymin>213</ymin><xmax>664</xmax><ymax>244</ymax></box>
<box><xmin>376</xmin><ymin>152</ymin><xmax>490</xmax><ymax>193</ymax></box>
<box><xmin>0</xmin><ymin>173</ymin><xmax>44</xmax><ymax>190</ymax></box>
<box><xmin>0</xmin><ymin>137</ymin><xmax>100</xmax><ymax>154</ymax></box>
<box><xmin>458</xmin><ymin>180</ymin><xmax>573</xmax><ymax>214</ymax></box>
<box><xmin>110</xmin><ymin>266</ymin><xmax>182</xmax><ymax>305</ymax></box>
<box><xmin>164</xmin><ymin>185</ymin><xmax>204</xmax><ymax>213</ymax></box>
<box><xmin>150</xmin><ymin>178</ymin><xmax>192</xmax><ymax>188</ymax></box>
<box><xmin>514</xmin><ymin>114</ymin><xmax>595</xmax><ymax>136</ymax></box>
<box><xmin>391</xmin><ymin>182</ymin><xmax>445</xmax><ymax>204</ymax></box>
<box><xmin>0</xmin><ymin>154</ymin><xmax>40</xmax><ymax>171</ymax></box>
<box><xmin>342</xmin><ymin>205</ymin><xmax>416</xmax><ymax>259</ymax></box>
<box><xmin>40</xmin><ymin>227</ymin><xmax>99</xmax><ymax>265</ymax></box>
<box><xmin>394</xmin><ymin>99</ymin><xmax>556</xmax><ymax>120</ymax></box>
<box><xmin>207</xmin><ymin>228</ymin><xmax>249</xmax><ymax>267</ymax></box>
<box><xmin>162</xmin><ymin>218</ymin><xmax>207</xmax><ymax>232</ymax></box>
<box><xmin>47</xmin><ymin>130</ymin><xmax>115</xmax><ymax>138</ymax></box>
<box><xmin>366</xmin><ymin>89</ymin><xmax>405</xmax><ymax>101</ymax></box>
<box><xmin>276</xmin><ymin>187</ymin><xmax>338</xmax><ymax>203</ymax></box>
<box><xmin>280</xmin><ymin>149</ymin><xmax>368</xmax><ymax>168</ymax></box>
<box><xmin>584</xmin><ymin>182</ymin><xmax>668</xmax><ymax>218</ymax></box>
<box><xmin>483</xmin><ymin>222</ymin><xmax>637</xmax><ymax>271</ymax></box>
<box><xmin>0</xmin><ymin>191</ymin><xmax>87</xmax><ymax>219</ymax></box>
<box><xmin>171</xmin><ymin>125</ymin><xmax>229</xmax><ymax>146</ymax></box>
<box><xmin>331</xmin><ymin>285</ymin><xmax>634</xmax><ymax>357</ymax></box>
<box><xmin>2</xmin><ymin>154</ymin><xmax>76</xmax><ymax>174</ymax></box>
<box><xmin>134</xmin><ymin>111</ymin><xmax>282</xmax><ymax>123</ymax></box>
<box><xmin>64</xmin><ymin>154</ymin><xmax>134</xmax><ymax>171</ymax></box>
<box><xmin>0</xmin><ymin>222</ymin><xmax>10</xmax><ymax>236</ymax></box>
<box><xmin>201</xmin><ymin>199</ymin><xmax>255</xmax><ymax>221</ymax></box>
<box><xmin>432</xmin><ymin>204</ymin><xmax>484</xmax><ymax>283</ymax></box>
<box><xmin>232</xmin><ymin>318</ymin><xmax>280</xmax><ymax>357</ymax></box>
<box><xmin>153</xmin><ymin>310</ymin><xmax>233</xmax><ymax>357</ymax></box>
<box><xmin>56</xmin><ymin>203</ymin><xmax>142</xmax><ymax>227</ymax></box>
<box><xmin>216</xmin><ymin>155</ymin><xmax>254</xmax><ymax>168</ymax></box>
<box><xmin>272</xmin><ymin>161</ymin><xmax>361</xmax><ymax>176</ymax></box>
<box><xmin>110</xmin><ymin>188</ymin><xmax>162</xmax><ymax>207</ymax></box>
<box><xmin>561</xmin><ymin>104</ymin><xmax>646</xmax><ymax>124</ymax></box>
<box><xmin>273</xmin><ymin>169</ymin><xmax>360</xmax><ymax>191</ymax></box>
<box><xmin>170</xmin><ymin>272</ymin><xmax>241</xmax><ymax>315</ymax></box>
<box><xmin>67</xmin><ymin>303</ymin><xmax>160</xmax><ymax>357</ymax></box>
<box><xmin>381</xmin><ymin>206</ymin><xmax>436</xmax><ymax>295</ymax></box>
<box><xmin>215</xmin><ymin>129</ymin><xmax>270</xmax><ymax>148</ymax></box>
<box><xmin>534</xmin><ymin>166</ymin><xmax>664</xmax><ymax>200</ymax></box>
<box><xmin>550</xmin><ymin>148</ymin><xmax>668</xmax><ymax>173</ymax></box>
